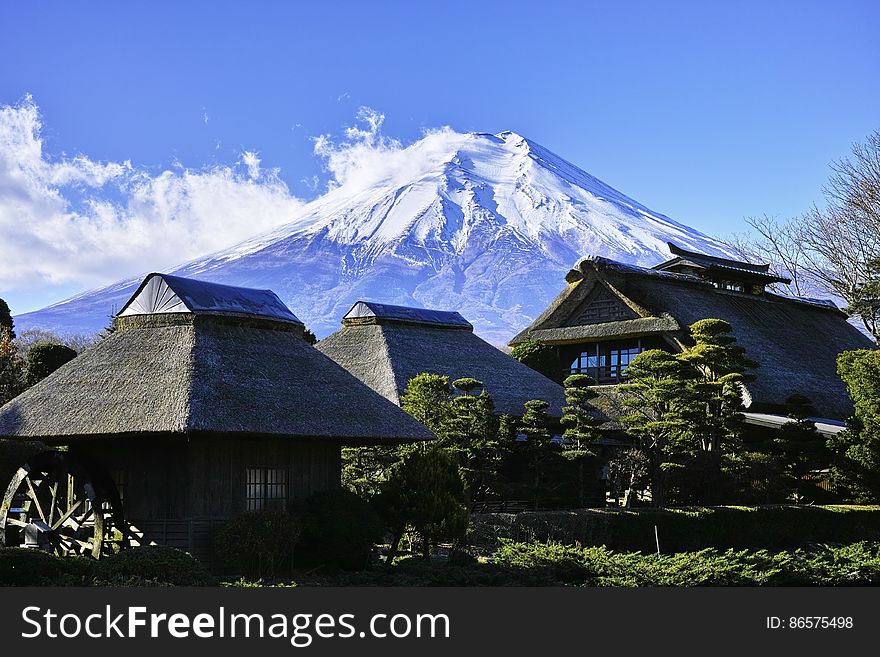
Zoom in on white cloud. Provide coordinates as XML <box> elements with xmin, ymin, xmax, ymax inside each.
<box><xmin>313</xmin><ymin>106</ymin><xmax>460</xmax><ymax>192</ymax></box>
<box><xmin>0</xmin><ymin>96</ymin><xmax>303</xmax><ymax>293</ymax></box>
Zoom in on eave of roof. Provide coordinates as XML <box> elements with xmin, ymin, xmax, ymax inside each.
<box><xmin>519</xmin><ymin>315</ymin><xmax>680</xmax><ymax>344</ymax></box>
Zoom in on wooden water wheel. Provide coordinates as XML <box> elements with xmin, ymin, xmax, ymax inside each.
<box><xmin>0</xmin><ymin>450</ymin><xmax>123</xmax><ymax>558</ymax></box>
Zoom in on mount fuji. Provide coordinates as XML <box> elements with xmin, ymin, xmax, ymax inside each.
<box><xmin>16</xmin><ymin>130</ymin><xmax>733</xmax><ymax>343</ymax></box>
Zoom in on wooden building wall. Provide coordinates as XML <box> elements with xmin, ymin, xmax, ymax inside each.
<box><xmin>73</xmin><ymin>435</ymin><xmax>341</xmax><ymax>566</ymax></box>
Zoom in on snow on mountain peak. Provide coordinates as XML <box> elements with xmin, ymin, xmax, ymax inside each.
<box><xmin>17</xmin><ymin>128</ymin><xmax>732</xmax><ymax>343</ymax></box>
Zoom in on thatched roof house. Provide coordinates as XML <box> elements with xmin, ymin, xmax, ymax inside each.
<box><xmin>0</xmin><ymin>274</ymin><xmax>432</xmax><ymax>443</ymax></box>
<box><xmin>0</xmin><ymin>274</ymin><xmax>431</xmax><ymax>562</ymax></box>
<box><xmin>317</xmin><ymin>301</ymin><xmax>567</xmax><ymax>416</ymax></box>
<box><xmin>510</xmin><ymin>244</ymin><xmax>875</xmax><ymax>421</ymax></box>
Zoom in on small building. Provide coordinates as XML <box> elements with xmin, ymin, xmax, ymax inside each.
<box><xmin>317</xmin><ymin>301</ymin><xmax>566</xmax><ymax>416</ymax></box>
<box><xmin>0</xmin><ymin>274</ymin><xmax>431</xmax><ymax>562</ymax></box>
<box><xmin>510</xmin><ymin>243</ymin><xmax>875</xmax><ymax>424</ymax></box>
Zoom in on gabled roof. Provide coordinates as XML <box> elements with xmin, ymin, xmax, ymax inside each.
<box><xmin>342</xmin><ymin>301</ymin><xmax>472</xmax><ymax>329</ymax></box>
<box><xmin>0</xmin><ymin>277</ymin><xmax>432</xmax><ymax>445</ymax></box>
<box><xmin>118</xmin><ymin>273</ymin><xmax>303</xmax><ymax>325</ymax></box>
<box><xmin>654</xmin><ymin>242</ymin><xmax>791</xmax><ymax>285</ymax></box>
<box><xmin>319</xmin><ymin>303</ymin><xmax>566</xmax><ymax>416</ymax></box>
<box><xmin>511</xmin><ymin>254</ymin><xmax>875</xmax><ymax>420</ymax></box>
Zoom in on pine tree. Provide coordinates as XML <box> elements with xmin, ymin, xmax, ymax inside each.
<box><xmin>829</xmin><ymin>349</ymin><xmax>880</xmax><ymax>502</ymax></box>
<box><xmin>619</xmin><ymin>349</ymin><xmax>694</xmax><ymax>506</ymax></box>
<box><xmin>560</xmin><ymin>374</ymin><xmax>600</xmax><ymax>450</ymax></box>
<box><xmin>768</xmin><ymin>394</ymin><xmax>829</xmax><ymax>501</ymax></box>
<box><xmin>845</xmin><ymin>257</ymin><xmax>880</xmax><ymax>344</ymax></box>
<box><xmin>400</xmin><ymin>372</ymin><xmax>454</xmax><ymax>432</ymax></box>
<box><xmin>518</xmin><ymin>399</ymin><xmax>557</xmax><ymax>509</ymax></box>
<box><xmin>559</xmin><ymin>374</ymin><xmax>601</xmax><ymax>507</ymax></box>
<box><xmin>0</xmin><ymin>298</ymin><xmax>14</xmax><ymax>339</ymax></box>
<box><xmin>377</xmin><ymin>446</ymin><xmax>469</xmax><ymax>561</ymax></box>
<box><xmin>0</xmin><ymin>327</ymin><xmax>24</xmax><ymax>406</ymax></box>
<box><xmin>675</xmin><ymin>319</ymin><xmax>757</xmax><ymax>502</ymax></box>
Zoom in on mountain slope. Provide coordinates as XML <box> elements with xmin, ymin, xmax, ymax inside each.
<box><xmin>17</xmin><ymin>130</ymin><xmax>732</xmax><ymax>343</ymax></box>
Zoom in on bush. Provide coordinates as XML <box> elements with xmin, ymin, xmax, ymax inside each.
<box><xmin>26</xmin><ymin>342</ymin><xmax>77</xmax><ymax>384</ymax></box>
<box><xmin>491</xmin><ymin>540</ymin><xmax>880</xmax><ymax>586</ymax></box>
<box><xmin>215</xmin><ymin>510</ymin><xmax>300</xmax><ymax>579</ymax></box>
<box><xmin>510</xmin><ymin>340</ymin><xmax>563</xmax><ymax>383</ymax></box>
<box><xmin>296</xmin><ymin>489</ymin><xmax>384</xmax><ymax>570</ymax></box>
<box><xmin>471</xmin><ymin>505</ymin><xmax>880</xmax><ymax>554</ymax></box>
<box><xmin>0</xmin><ymin>548</ymin><xmax>91</xmax><ymax>586</ymax></box>
<box><xmin>93</xmin><ymin>546</ymin><xmax>216</xmax><ymax>586</ymax></box>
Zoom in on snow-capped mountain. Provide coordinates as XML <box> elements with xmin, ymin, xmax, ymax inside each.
<box><xmin>16</xmin><ymin>130</ymin><xmax>733</xmax><ymax>343</ymax></box>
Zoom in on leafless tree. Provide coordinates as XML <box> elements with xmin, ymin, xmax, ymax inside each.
<box><xmin>729</xmin><ymin>214</ymin><xmax>810</xmax><ymax>296</ymax></box>
<box><xmin>730</xmin><ymin>130</ymin><xmax>880</xmax><ymax>340</ymax></box>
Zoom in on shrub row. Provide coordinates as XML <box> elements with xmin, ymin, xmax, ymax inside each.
<box><xmin>491</xmin><ymin>540</ymin><xmax>880</xmax><ymax>586</ymax></box>
<box><xmin>215</xmin><ymin>489</ymin><xmax>384</xmax><ymax>579</ymax></box>
<box><xmin>0</xmin><ymin>545</ymin><xmax>217</xmax><ymax>587</ymax></box>
<box><xmin>471</xmin><ymin>505</ymin><xmax>880</xmax><ymax>554</ymax></box>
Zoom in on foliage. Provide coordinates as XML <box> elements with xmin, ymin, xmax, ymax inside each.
<box><xmin>830</xmin><ymin>349</ymin><xmax>880</xmax><ymax>502</ymax></box>
<box><xmin>341</xmin><ymin>445</ymin><xmax>401</xmax><ymax>499</ymax></box>
<box><xmin>730</xmin><ymin>130</ymin><xmax>880</xmax><ymax>339</ymax></box>
<box><xmin>230</xmin><ymin>539</ymin><xmax>880</xmax><ymax>587</ymax></box>
<box><xmin>607</xmin><ymin>448</ymin><xmax>650</xmax><ymax>506</ymax></box>
<box><xmin>376</xmin><ymin>446</ymin><xmax>469</xmax><ymax>560</ymax></box>
<box><xmin>510</xmin><ymin>339</ymin><xmax>564</xmax><ymax>383</ymax></box>
<box><xmin>215</xmin><ymin>510</ymin><xmax>301</xmax><ymax>579</ymax></box>
<box><xmin>619</xmin><ymin>349</ymin><xmax>694</xmax><ymax>506</ymax></box>
<box><xmin>516</xmin><ymin>399</ymin><xmax>561</xmax><ymax>508</ymax></box>
<box><xmin>747</xmin><ymin>394</ymin><xmax>831</xmax><ymax>502</ymax></box>
<box><xmin>93</xmin><ymin>546</ymin><xmax>217</xmax><ymax>586</ymax></box>
<box><xmin>302</xmin><ymin>328</ymin><xmax>318</xmax><ymax>345</ymax></box>
<box><xmin>491</xmin><ymin>540</ymin><xmax>880</xmax><ymax>586</ymax></box>
<box><xmin>0</xmin><ymin>547</ymin><xmax>90</xmax><ymax>586</ymax></box>
<box><xmin>470</xmin><ymin>505</ymin><xmax>880</xmax><ymax>555</ymax></box>
<box><xmin>560</xmin><ymin>374</ymin><xmax>599</xmax><ymax>450</ymax></box>
<box><xmin>678</xmin><ymin>318</ymin><xmax>755</xmax><ymax>452</ymax></box>
<box><xmin>14</xmin><ymin>328</ymin><xmax>96</xmax><ymax>361</ymax></box>
<box><xmin>0</xmin><ymin>298</ymin><xmax>13</xmax><ymax>339</ymax></box>
<box><xmin>558</xmin><ymin>374</ymin><xmax>602</xmax><ymax>506</ymax></box>
<box><xmin>0</xmin><ymin>546</ymin><xmax>214</xmax><ymax>586</ymax></box>
<box><xmin>25</xmin><ymin>342</ymin><xmax>77</xmax><ymax>385</ymax></box>
<box><xmin>845</xmin><ymin>257</ymin><xmax>880</xmax><ymax>341</ymax></box>
<box><xmin>0</xmin><ymin>326</ymin><xmax>24</xmax><ymax>406</ymax></box>
<box><xmin>619</xmin><ymin>320</ymin><xmax>756</xmax><ymax>505</ymax></box>
<box><xmin>445</xmin><ymin>379</ymin><xmax>511</xmax><ymax>507</ymax></box>
<box><xmin>400</xmin><ymin>372</ymin><xmax>454</xmax><ymax>431</ymax></box>
<box><xmin>397</xmin><ymin>373</ymin><xmax>517</xmax><ymax>508</ymax></box>
<box><xmin>296</xmin><ymin>489</ymin><xmax>384</xmax><ymax>570</ymax></box>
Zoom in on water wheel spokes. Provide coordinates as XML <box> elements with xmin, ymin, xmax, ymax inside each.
<box><xmin>0</xmin><ymin>451</ymin><xmax>121</xmax><ymax>559</ymax></box>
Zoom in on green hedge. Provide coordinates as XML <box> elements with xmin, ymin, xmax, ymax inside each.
<box><xmin>296</xmin><ymin>489</ymin><xmax>384</xmax><ymax>571</ymax></box>
<box><xmin>471</xmin><ymin>505</ymin><xmax>880</xmax><ymax>554</ymax></box>
<box><xmin>0</xmin><ymin>546</ymin><xmax>216</xmax><ymax>587</ymax></box>
<box><xmin>92</xmin><ymin>546</ymin><xmax>216</xmax><ymax>586</ymax></box>
<box><xmin>492</xmin><ymin>540</ymin><xmax>880</xmax><ymax>586</ymax></box>
<box><xmin>0</xmin><ymin>548</ymin><xmax>91</xmax><ymax>586</ymax></box>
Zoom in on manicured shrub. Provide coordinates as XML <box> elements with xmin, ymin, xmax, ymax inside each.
<box><xmin>93</xmin><ymin>546</ymin><xmax>216</xmax><ymax>586</ymax></box>
<box><xmin>216</xmin><ymin>510</ymin><xmax>300</xmax><ymax>579</ymax></box>
<box><xmin>296</xmin><ymin>489</ymin><xmax>384</xmax><ymax>570</ymax></box>
<box><xmin>471</xmin><ymin>505</ymin><xmax>880</xmax><ymax>554</ymax></box>
<box><xmin>0</xmin><ymin>547</ymin><xmax>90</xmax><ymax>586</ymax></box>
<box><xmin>491</xmin><ymin>540</ymin><xmax>880</xmax><ymax>587</ymax></box>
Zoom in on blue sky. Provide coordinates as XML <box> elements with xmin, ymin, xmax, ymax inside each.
<box><xmin>1</xmin><ymin>1</ymin><xmax>878</xmax><ymax>314</ymax></box>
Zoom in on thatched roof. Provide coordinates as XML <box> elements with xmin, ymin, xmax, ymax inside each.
<box><xmin>511</xmin><ymin>255</ymin><xmax>876</xmax><ymax>421</ymax></box>
<box><xmin>317</xmin><ymin>301</ymin><xmax>567</xmax><ymax>416</ymax></box>
<box><xmin>0</xmin><ymin>277</ymin><xmax>432</xmax><ymax>445</ymax></box>
<box><xmin>119</xmin><ymin>272</ymin><xmax>302</xmax><ymax>324</ymax></box>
